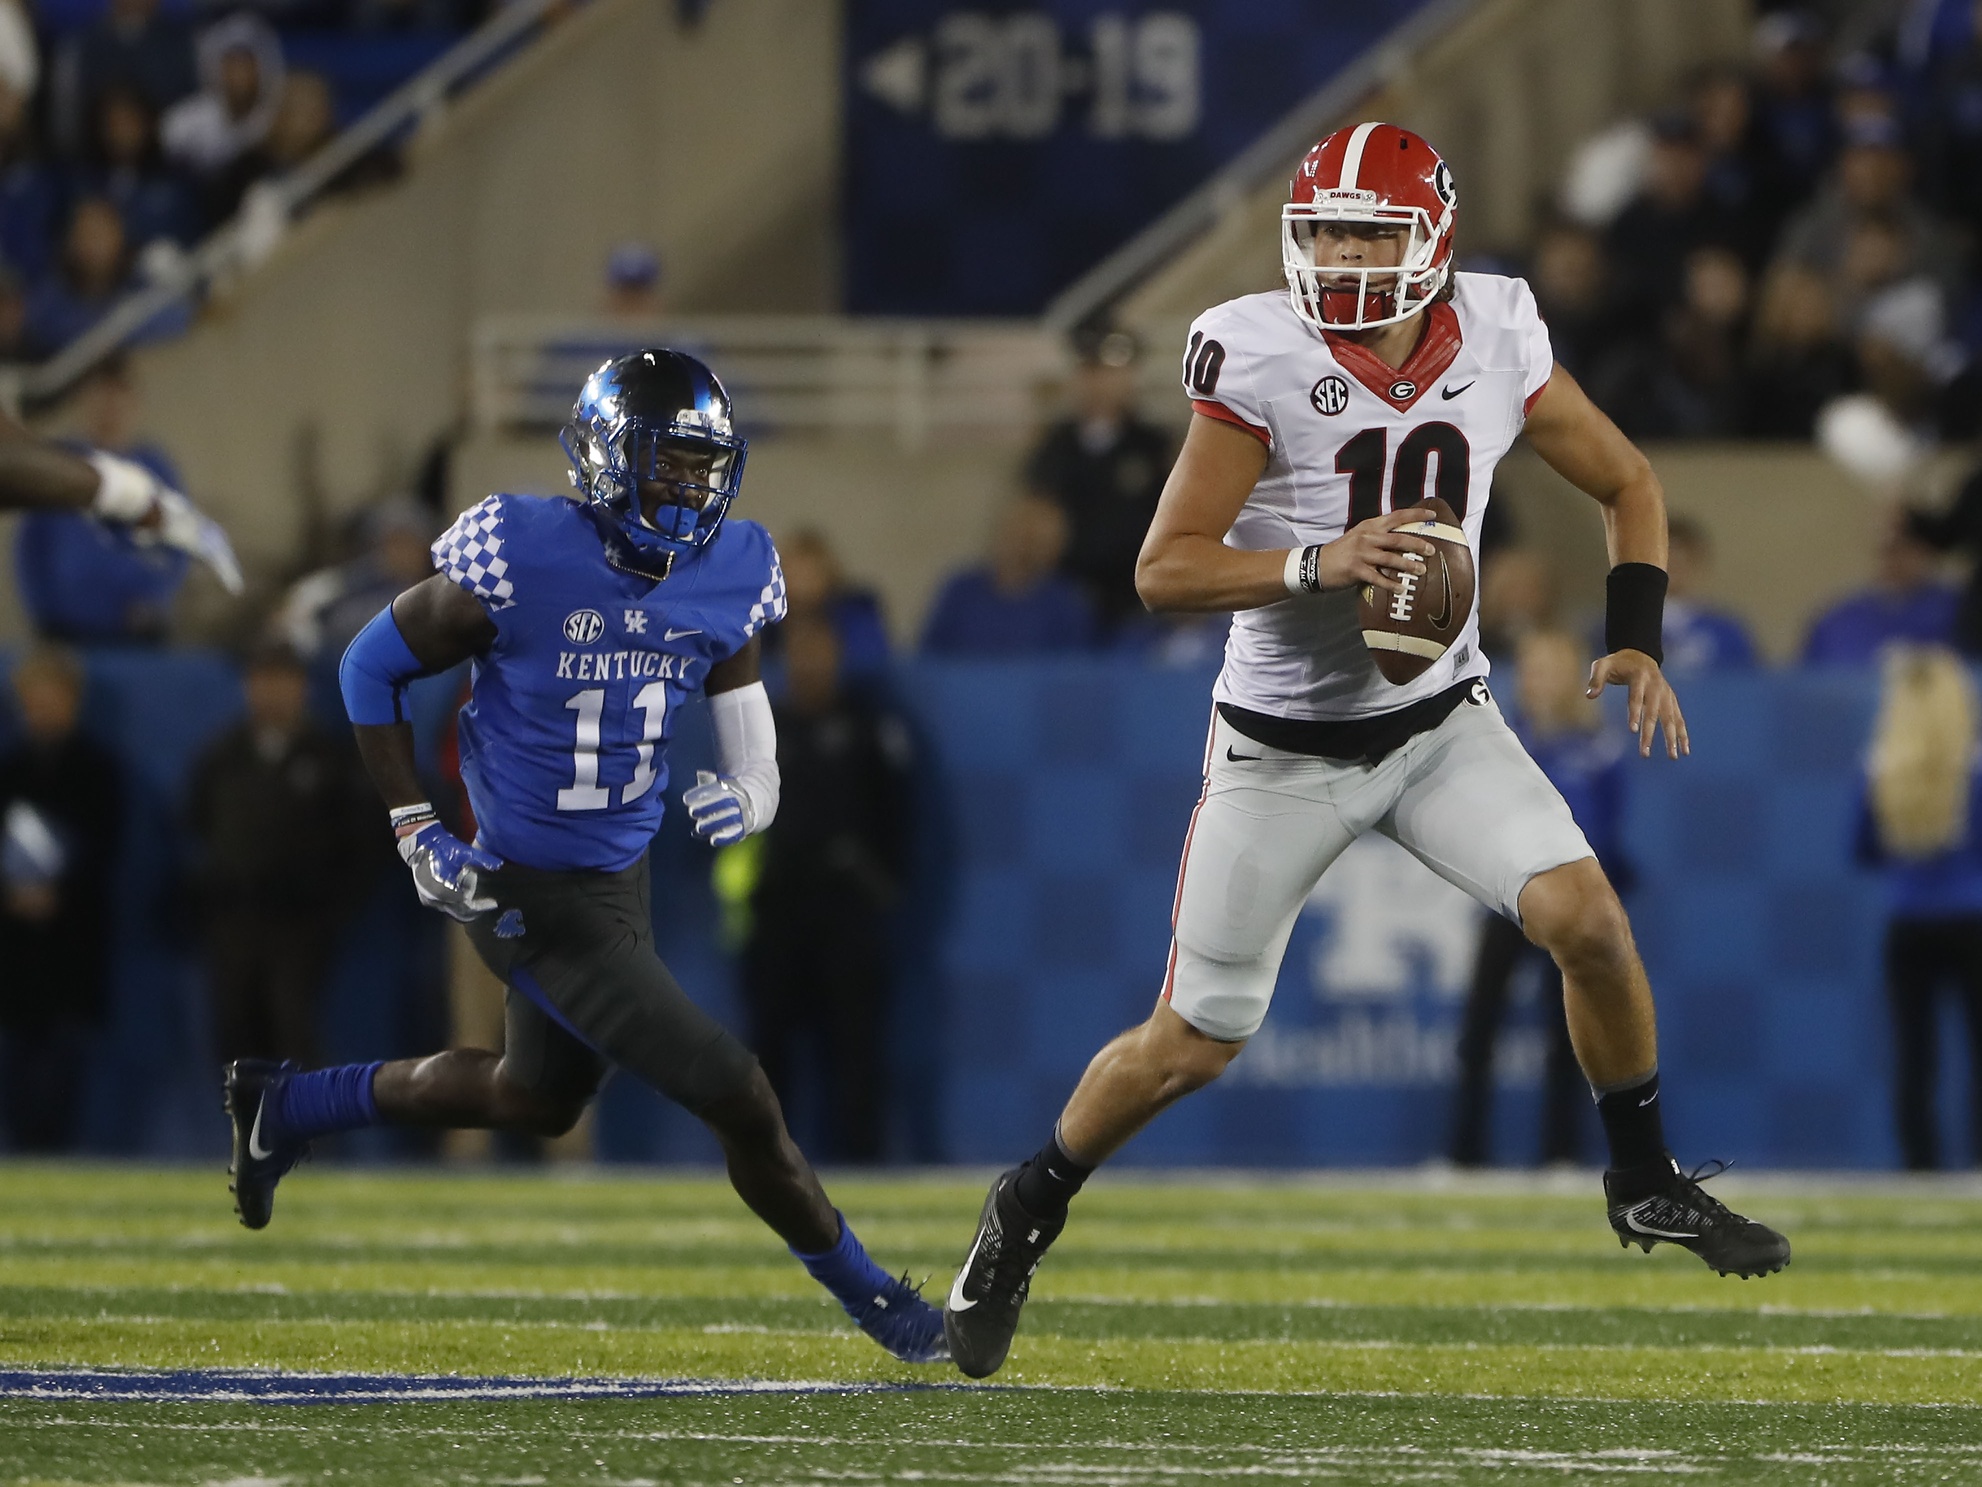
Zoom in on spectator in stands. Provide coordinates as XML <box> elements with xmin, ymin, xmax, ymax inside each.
<box><xmin>161</xmin><ymin>14</ymin><xmax>284</xmax><ymax>192</ymax></box>
<box><xmin>1745</xmin><ymin>264</ymin><xmax>1857</xmax><ymax>437</ymax></box>
<box><xmin>1450</xmin><ymin>628</ymin><xmax>1628</xmax><ymax>1167</ymax></box>
<box><xmin>1803</xmin><ymin>516</ymin><xmax>1959</xmax><ymax>662</ymax></box>
<box><xmin>0</xmin><ymin>78</ymin><xmax>59</xmax><ymax>283</ymax></box>
<box><xmin>1917</xmin><ymin>1</ymin><xmax>1982</xmax><ymax>242</ymax></box>
<box><xmin>277</xmin><ymin>497</ymin><xmax>435</xmax><ymax>662</ymax></box>
<box><xmin>1476</xmin><ymin>546</ymin><xmax>1558</xmax><ymax>664</ymax></box>
<box><xmin>1589</xmin><ymin>245</ymin><xmax>1752</xmax><ymax>439</ymax></box>
<box><xmin>24</xmin><ymin>195</ymin><xmax>190</xmax><ymax>354</ymax></box>
<box><xmin>603</xmin><ymin>242</ymin><xmax>664</xmax><ymax>319</ymax></box>
<box><xmin>0</xmin><ymin>0</ymin><xmax>35</xmax><ymax>109</ymax></box>
<box><xmin>1772</xmin><ymin>115</ymin><xmax>1966</xmax><ymax>313</ymax></box>
<box><xmin>921</xmin><ymin>493</ymin><xmax>1095</xmax><ymax>656</ymax></box>
<box><xmin>187</xmin><ymin>640</ymin><xmax>364</xmax><ymax>1068</ymax></box>
<box><xmin>1856</xmin><ymin>645</ymin><xmax>1982</xmax><ymax>1169</ymax></box>
<box><xmin>773</xmin><ymin>527</ymin><xmax>891</xmax><ymax>680</ymax></box>
<box><xmin>1526</xmin><ymin>218</ymin><xmax>1615</xmax><ymax>379</ymax></box>
<box><xmin>1687</xmin><ymin>63</ymin><xmax>1772</xmax><ymax>266</ymax></box>
<box><xmin>15</xmin><ymin>356</ymin><xmax>189</xmax><ymax>644</ymax></box>
<box><xmin>50</xmin><ymin>0</ymin><xmax>198</xmax><ymax>161</ymax></box>
<box><xmin>1603</xmin><ymin>111</ymin><xmax>1721</xmax><ymax>335</ymax></box>
<box><xmin>210</xmin><ymin>71</ymin><xmax>342</xmax><ymax>225</ymax></box>
<box><xmin>1660</xmin><ymin>515</ymin><xmax>1757</xmax><ymax>672</ymax></box>
<box><xmin>78</xmin><ymin>85</ymin><xmax>198</xmax><ymax>255</ymax></box>
<box><xmin>1024</xmin><ymin>327</ymin><xmax>1173</xmax><ymax>634</ymax></box>
<box><xmin>742</xmin><ymin>610</ymin><xmax>915</xmax><ymax>1163</ymax></box>
<box><xmin>1747</xmin><ymin>8</ymin><xmax>1836</xmax><ymax>215</ymax></box>
<box><xmin>0</xmin><ymin>646</ymin><xmax>121</xmax><ymax>1153</ymax></box>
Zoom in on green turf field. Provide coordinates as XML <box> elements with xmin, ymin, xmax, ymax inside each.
<box><xmin>2</xmin><ymin>1163</ymin><xmax>1980</xmax><ymax>1484</ymax></box>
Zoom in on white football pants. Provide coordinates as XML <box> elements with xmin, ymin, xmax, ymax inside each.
<box><xmin>1163</xmin><ymin>688</ymin><xmax>1596</xmax><ymax>1041</ymax></box>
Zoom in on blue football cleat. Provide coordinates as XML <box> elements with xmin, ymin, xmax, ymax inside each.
<box><xmin>224</xmin><ymin>1059</ymin><xmax>305</xmax><ymax>1231</ymax></box>
<box><xmin>842</xmin><ymin>1272</ymin><xmax>949</xmax><ymax>1365</ymax></box>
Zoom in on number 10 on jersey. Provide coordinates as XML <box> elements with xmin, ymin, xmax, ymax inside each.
<box><xmin>558</xmin><ymin>682</ymin><xmax>668</xmax><ymax>810</ymax></box>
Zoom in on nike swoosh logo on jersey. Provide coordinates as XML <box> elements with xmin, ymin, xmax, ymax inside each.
<box><xmin>1440</xmin><ymin>381</ymin><xmax>1475</xmax><ymax>400</ymax></box>
<box><xmin>247</xmin><ymin>1101</ymin><xmax>275</xmax><ymax>1161</ymax></box>
<box><xmin>1624</xmin><ymin>1209</ymin><xmax>1698</xmax><ymax>1240</ymax></box>
<box><xmin>664</xmin><ymin>628</ymin><xmax>701</xmax><ymax>641</ymax></box>
<box><xmin>1226</xmin><ymin>746</ymin><xmax>1262</xmax><ymax>762</ymax></box>
<box><xmin>948</xmin><ymin>1232</ymin><xmax>985</xmax><ymax>1312</ymax></box>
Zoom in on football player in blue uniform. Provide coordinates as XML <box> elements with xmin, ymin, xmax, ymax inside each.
<box><xmin>219</xmin><ymin>350</ymin><xmax>946</xmax><ymax>1366</ymax></box>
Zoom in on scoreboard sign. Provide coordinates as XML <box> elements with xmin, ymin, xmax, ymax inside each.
<box><xmin>844</xmin><ymin>1</ymin><xmax>1435</xmax><ymax>315</ymax></box>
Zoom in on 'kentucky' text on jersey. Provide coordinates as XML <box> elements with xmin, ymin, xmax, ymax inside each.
<box><xmin>433</xmin><ymin>491</ymin><xmax>786</xmax><ymax>872</ymax></box>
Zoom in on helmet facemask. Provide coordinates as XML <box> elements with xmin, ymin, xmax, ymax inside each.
<box><xmin>561</xmin><ymin>416</ymin><xmax>747</xmax><ymax>570</ymax></box>
<box><xmin>1282</xmin><ymin>194</ymin><xmax>1451</xmax><ymax>332</ymax></box>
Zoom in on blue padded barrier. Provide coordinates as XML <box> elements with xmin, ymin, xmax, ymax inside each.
<box><xmin>0</xmin><ymin>652</ymin><xmax>1952</xmax><ymax>1169</ymax></box>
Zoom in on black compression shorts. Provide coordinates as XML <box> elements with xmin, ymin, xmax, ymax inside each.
<box><xmin>464</xmin><ymin>854</ymin><xmax>759</xmax><ymax>1115</ymax></box>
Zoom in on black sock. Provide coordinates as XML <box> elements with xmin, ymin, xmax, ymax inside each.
<box><xmin>1594</xmin><ymin>1069</ymin><xmax>1668</xmax><ymax>1173</ymax></box>
<box><xmin>1012</xmin><ymin>1127</ymin><xmax>1094</xmax><ymax>1222</ymax></box>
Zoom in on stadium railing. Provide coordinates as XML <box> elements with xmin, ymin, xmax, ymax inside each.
<box><xmin>5</xmin><ymin>0</ymin><xmax>580</xmax><ymax>412</ymax></box>
<box><xmin>470</xmin><ymin>315</ymin><xmax>1069</xmax><ymax>449</ymax></box>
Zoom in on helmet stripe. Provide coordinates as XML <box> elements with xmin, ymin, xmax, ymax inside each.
<box><xmin>1337</xmin><ymin>120</ymin><xmax>1381</xmax><ymax>190</ymax></box>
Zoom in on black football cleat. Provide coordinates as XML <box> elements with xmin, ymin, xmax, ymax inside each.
<box><xmin>224</xmin><ymin>1059</ymin><xmax>304</xmax><ymax>1231</ymax></box>
<box><xmin>1605</xmin><ymin>1156</ymin><xmax>1791</xmax><ymax>1278</ymax></box>
<box><xmin>944</xmin><ymin>1168</ymin><xmax>1064</xmax><ymax>1379</ymax></box>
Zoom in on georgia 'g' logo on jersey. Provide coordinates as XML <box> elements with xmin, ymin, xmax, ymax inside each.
<box><xmin>1310</xmin><ymin>376</ymin><xmax>1350</xmax><ymax>415</ymax></box>
<box><xmin>563</xmin><ymin>608</ymin><xmax>605</xmax><ymax>645</ymax></box>
<box><xmin>1388</xmin><ymin>379</ymin><xmax>1417</xmax><ymax>400</ymax></box>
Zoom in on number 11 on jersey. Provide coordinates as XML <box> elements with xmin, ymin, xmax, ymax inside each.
<box><xmin>557</xmin><ymin>682</ymin><xmax>668</xmax><ymax>810</ymax></box>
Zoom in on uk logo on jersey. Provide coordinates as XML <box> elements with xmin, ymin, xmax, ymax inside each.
<box><xmin>1310</xmin><ymin>376</ymin><xmax>1350</xmax><ymax>415</ymax></box>
<box><xmin>563</xmin><ymin>609</ymin><xmax>605</xmax><ymax>644</ymax></box>
<box><xmin>623</xmin><ymin>610</ymin><xmax>648</xmax><ymax>634</ymax></box>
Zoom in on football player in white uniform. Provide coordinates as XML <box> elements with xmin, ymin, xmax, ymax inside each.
<box><xmin>944</xmin><ymin>123</ymin><xmax>1790</xmax><ymax>1379</ymax></box>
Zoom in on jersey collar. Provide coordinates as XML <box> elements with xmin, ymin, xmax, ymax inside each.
<box><xmin>1321</xmin><ymin>302</ymin><xmax>1462</xmax><ymax>413</ymax></box>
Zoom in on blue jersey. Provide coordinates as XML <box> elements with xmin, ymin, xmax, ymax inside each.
<box><xmin>434</xmin><ymin>494</ymin><xmax>786</xmax><ymax>872</ymax></box>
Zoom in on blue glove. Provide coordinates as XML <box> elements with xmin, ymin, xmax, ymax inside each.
<box><xmin>683</xmin><ymin>769</ymin><xmax>751</xmax><ymax>847</ymax></box>
<box><xmin>396</xmin><ymin>818</ymin><xmax>502</xmax><ymax>921</ymax></box>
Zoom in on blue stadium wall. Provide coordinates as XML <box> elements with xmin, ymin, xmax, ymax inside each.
<box><xmin>0</xmin><ymin>653</ymin><xmax>1955</xmax><ymax>1170</ymax></box>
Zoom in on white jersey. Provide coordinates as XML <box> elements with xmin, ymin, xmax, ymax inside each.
<box><xmin>1182</xmin><ymin>271</ymin><xmax>1555</xmax><ymax>721</ymax></box>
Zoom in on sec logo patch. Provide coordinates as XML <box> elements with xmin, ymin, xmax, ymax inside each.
<box><xmin>563</xmin><ymin>609</ymin><xmax>605</xmax><ymax>645</ymax></box>
<box><xmin>1310</xmin><ymin>376</ymin><xmax>1350</xmax><ymax>415</ymax></box>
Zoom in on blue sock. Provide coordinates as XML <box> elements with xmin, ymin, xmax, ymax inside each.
<box><xmin>269</xmin><ymin>1062</ymin><xmax>384</xmax><ymax>1144</ymax></box>
<box><xmin>790</xmin><ymin>1212</ymin><xmax>892</xmax><ymax>1314</ymax></box>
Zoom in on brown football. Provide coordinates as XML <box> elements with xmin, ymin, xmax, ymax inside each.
<box><xmin>1356</xmin><ymin>496</ymin><xmax>1475</xmax><ymax>685</ymax></box>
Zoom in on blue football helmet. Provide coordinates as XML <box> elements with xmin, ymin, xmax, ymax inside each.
<box><xmin>561</xmin><ymin>349</ymin><xmax>748</xmax><ymax>580</ymax></box>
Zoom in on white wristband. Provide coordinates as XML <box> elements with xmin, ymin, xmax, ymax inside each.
<box><xmin>87</xmin><ymin>451</ymin><xmax>159</xmax><ymax>522</ymax></box>
<box><xmin>1283</xmin><ymin>545</ymin><xmax>1322</xmax><ymax>596</ymax></box>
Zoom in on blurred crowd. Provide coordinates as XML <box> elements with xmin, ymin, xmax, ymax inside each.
<box><xmin>1526</xmin><ymin>4</ymin><xmax>1982</xmax><ymax>463</ymax></box>
<box><xmin>0</xmin><ymin>0</ymin><xmax>498</xmax><ymax>364</ymax></box>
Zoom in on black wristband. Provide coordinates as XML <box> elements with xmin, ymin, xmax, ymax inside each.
<box><xmin>1604</xmin><ymin>562</ymin><xmax>1667</xmax><ymax>664</ymax></box>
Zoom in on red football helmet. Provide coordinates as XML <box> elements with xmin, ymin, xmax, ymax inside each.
<box><xmin>1283</xmin><ymin>122</ymin><xmax>1458</xmax><ymax>332</ymax></box>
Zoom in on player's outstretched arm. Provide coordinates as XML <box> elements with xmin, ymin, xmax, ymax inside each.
<box><xmin>1522</xmin><ymin>364</ymin><xmax>1688</xmax><ymax>761</ymax></box>
<box><xmin>0</xmin><ymin>409</ymin><xmax>244</xmax><ymax>591</ymax></box>
<box><xmin>683</xmin><ymin>637</ymin><xmax>779</xmax><ymax>848</ymax></box>
<box><xmin>1136</xmin><ymin>413</ymin><xmax>1435</xmax><ymax>613</ymax></box>
<box><xmin>343</xmin><ymin>575</ymin><xmax>502</xmax><ymax>920</ymax></box>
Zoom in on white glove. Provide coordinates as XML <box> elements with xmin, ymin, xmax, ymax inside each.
<box><xmin>683</xmin><ymin>769</ymin><xmax>754</xmax><ymax>846</ymax></box>
<box><xmin>396</xmin><ymin>819</ymin><xmax>502</xmax><ymax>921</ymax></box>
<box><xmin>88</xmin><ymin>451</ymin><xmax>244</xmax><ymax>594</ymax></box>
